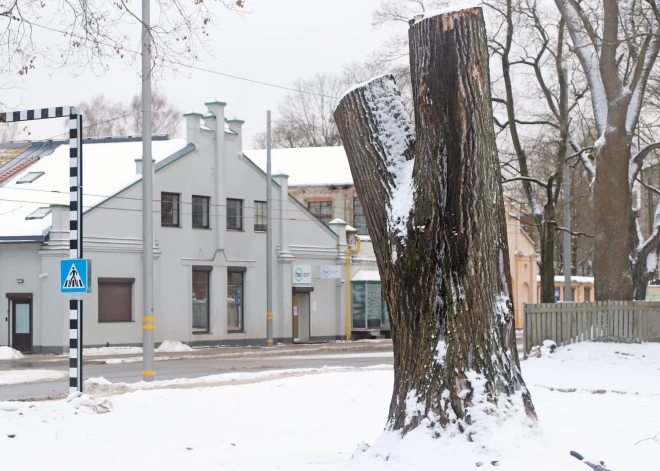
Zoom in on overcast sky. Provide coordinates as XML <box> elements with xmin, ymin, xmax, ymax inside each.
<box><xmin>6</xmin><ymin>0</ymin><xmax>396</xmax><ymax>149</ymax></box>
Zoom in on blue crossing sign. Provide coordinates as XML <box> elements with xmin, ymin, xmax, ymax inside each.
<box><xmin>60</xmin><ymin>259</ymin><xmax>91</xmax><ymax>294</ymax></box>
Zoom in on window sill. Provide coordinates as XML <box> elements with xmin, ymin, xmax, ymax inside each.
<box><xmin>99</xmin><ymin>320</ymin><xmax>135</xmax><ymax>324</ymax></box>
<box><xmin>192</xmin><ymin>330</ymin><xmax>210</xmax><ymax>335</ymax></box>
<box><xmin>227</xmin><ymin>330</ymin><xmax>245</xmax><ymax>334</ymax></box>
<box><xmin>227</xmin><ymin>228</ymin><xmax>244</xmax><ymax>232</ymax></box>
<box><xmin>192</xmin><ymin>226</ymin><xmax>212</xmax><ymax>230</ymax></box>
<box><xmin>254</xmin><ymin>230</ymin><xmax>267</xmax><ymax>233</ymax></box>
<box><xmin>161</xmin><ymin>224</ymin><xmax>181</xmax><ymax>228</ymax></box>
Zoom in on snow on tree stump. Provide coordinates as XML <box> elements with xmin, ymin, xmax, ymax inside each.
<box><xmin>334</xmin><ymin>7</ymin><xmax>537</xmax><ymax>437</ymax></box>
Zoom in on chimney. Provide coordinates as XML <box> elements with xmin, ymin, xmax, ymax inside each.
<box><xmin>273</xmin><ymin>171</ymin><xmax>293</xmax><ymax>259</ymax></box>
<box><xmin>204</xmin><ymin>100</ymin><xmax>227</xmax><ymax>132</ymax></box>
<box><xmin>184</xmin><ymin>111</ymin><xmax>203</xmax><ymax>144</ymax></box>
<box><xmin>226</xmin><ymin>117</ymin><xmax>244</xmax><ymax>154</ymax></box>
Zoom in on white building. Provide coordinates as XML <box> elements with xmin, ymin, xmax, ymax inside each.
<box><xmin>0</xmin><ymin>101</ymin><xmax>349</xmax><ymax>353</ymax></box>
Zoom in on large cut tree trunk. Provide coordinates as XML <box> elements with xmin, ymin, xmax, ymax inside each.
<box><xmin>335</xmin><ymin>7</ymin><xmax>536</xmax><ymax>436</ymax></box>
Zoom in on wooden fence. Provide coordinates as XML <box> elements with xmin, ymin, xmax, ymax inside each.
<box><xmin>523</xmin><ymin>301</ymin><xmax>660</xmax><ymax>356</ymax></box>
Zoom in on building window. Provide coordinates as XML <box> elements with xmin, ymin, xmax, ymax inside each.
<box><xmin>192</xmin><ymin>268</ymin><xmax>211</xmax><ymax>333</ymax></box>
<box><xmin>192</xmin><ymin>195</ymin><xmax>210</xmax><ymax>229</ymax></box>
<box><xmin>227</xmin><ymin>198</ymin><xmax>243</xmax><ymax>231</ymax></box>
<box><xmin>17</xmin><ymin>171</ymin><xmax>45</xmax><ymax>184</ymax></box>
<box><xmin>161</xmin><ymin>192</ymin><xmax>180</xmax><ymax>227</ymax></box>
<box><xmin>353</xmin><ymin>197</ymin><xmax>368</xmax><ymax>235</ymax></box>
<box><xmin>254</xmin><ymin>201</ymin><xmax>267</xmax><ymax>232</ymax></box>
<box><xmin>98</xmin><ymin>278</ymin><xmax>134</xmax><ymax>323</ymax></box>
<box><xmin>308</xmin><ymin>200</ymin><xmax>333</xmax><ymax>224</ymax></box>
<box><xmin>227</xmin><ymin>269</ymin><xmax>245</xmax><ymax>332</ymax></box>
<box><xmin>584</xmin><ymin>287</ymin><xmax>592</xmax><ymax>302</ymax></box>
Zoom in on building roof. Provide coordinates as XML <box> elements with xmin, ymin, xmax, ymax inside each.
<box><xmin>536</xmin><ymin>275</ymin><xmax>594</xmax><ymax>284</ymax></box>
<box><xmin>0</xmin><ymin>137</ymin><xmax>188</xmax><ymax>241</ymax></box>
<box><xmin>245</xmin><ymin>147</ymin><xmax>353</xmax><ymax>186</ymax></box>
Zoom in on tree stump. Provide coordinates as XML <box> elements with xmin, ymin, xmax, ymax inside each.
<box><xmin>334</xmin><ymin>7</ymin><xmax>536</xmax><ymax>437</ymax></box>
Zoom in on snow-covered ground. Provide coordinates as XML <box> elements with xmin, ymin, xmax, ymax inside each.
<box><xmin>82</xmin><ymin>340</ymin><xmax>195</xmax><ymax>356</ymax></box>
<box><xmin>1</xmin><ymin>342</ymin><xmax>658</xmax><ymax>470</ymax></box>
<box><xmin>0</xmin><ymin>369</ymin><xmax>67</xmax><ymax>386</ymax></box>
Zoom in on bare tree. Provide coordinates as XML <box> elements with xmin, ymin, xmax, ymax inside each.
<box><xmin>0</xmin><ymin>1</ymin><xmax>245</xmax><ymax>106</ymax></box>
<box><xmin>78</xmin><ymin>94</ymin><xmax>129</xmax><ymax>138</ymax></box>
<box><xmin>335</xmin><ymin>8</ymin><xmax>535</xmax><ymax>436</ymax></box>
<box><xmin>129</xmin><ymin>92</ymin><xmax>181</xmax><ymax>136</ymax></box>
<box><xmin>488</xmin><ymin>0</ymin><xmax>592</xmax><ymax>302</ymax></box>
<box><xmin>553</xmin><ymin>0</ymin><xmax>660</xmax><ymax>300</ymax></box>
<box><xmin>253</xmin><ymin>73</ymin><xmax>344</xmax><ymax>149</ymax></box>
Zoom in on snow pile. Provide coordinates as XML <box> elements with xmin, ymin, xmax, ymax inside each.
<box><xmin>66</xmin><ymin>391</ymin><xmax>113</xmax><ymax>414</ymax></box>
<box><xmin>156</xmin><ymin>340</ymin><xmax>193</xmax><ymax>353</ymax></box>
<box><xmin>0</xmin><ymin>346</ymin><xmax>23</xmax><ymax>360</ymax></box>
<box><xmin>83</xmin><ymin>346</ymin><xmax>143</xmax><ymax>356</ymax></box>
<box><xmin>528</xmin><ymin>340</ymin><xmax>557</xmax><ymax>358</ymax></box>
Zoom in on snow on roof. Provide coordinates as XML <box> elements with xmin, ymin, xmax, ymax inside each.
<box><xmin>329</xmin><ymin>218</ymin><xmax>347</xmax><ymax>225</ymax></box>
<box><xmin>351</xmin><ymin>270</ymin><xmax>381</xmax><ymax>282</ymax></box>
<box><xmin>535</xmin><ymin>275</ymin><xmax>594</xmax><ymax>284</ymax></box>
<box><xmin>245</xmin><ymin>147</ymin><xmax>353</xmax><ymax>186</ymax></box>
<box><xmin>0</xmin><ymin>139</ymin><xmax>187</xmax><ymax>239</ymax></box>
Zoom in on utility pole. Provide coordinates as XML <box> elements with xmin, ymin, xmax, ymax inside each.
<box><xmin>563</xmin><ymin>140</ymin><xmax>572</xmax><ymax>302</ymax></box>
<box><xmin>142</xmin><ymin>0</ymin><xmax>155</xmax><ymax>380</ymax></box>
<box><xmin>266</xmin><ymin>111</ymin><xmax>274</xmax><ymax>346</ymax></box>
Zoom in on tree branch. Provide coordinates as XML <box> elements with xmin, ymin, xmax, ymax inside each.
<box><xmin>502</xmin><ymin>176</ymin><xmax>549</xmax><ymax>187</ymax></box>
<box><xmin>554</xmin><ymin>225</ymin><xmax>595</xmax><ymax>238</ymax></box>
<box><xmin>630</xmin><ymin>141</ymin><xmax>660</xmax><ymax>186</ymax></box>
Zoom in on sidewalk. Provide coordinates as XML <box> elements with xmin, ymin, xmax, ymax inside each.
<box><xmin>15</xmin><ymin>339</ymin><xmax>394</xmax><ymax>363</ymax></box>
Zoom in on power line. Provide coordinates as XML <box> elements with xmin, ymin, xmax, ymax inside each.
<box><xmin>2</xmin><ymin>17</ymin><xmax>340</xmax><ymax>100</ymax></box>
<box><xmin>45</xmin><ymin>113</ymin><xmax>133</xmax><ymax>140</ymax></box>
<box><xmin>2</xmin><ymin>185</ymin><xmax>313</xmax><ymax>215</ymax></box>
<box><xmin>0</xmin><ymin>196</ymin><xmax>342</xmax><ymax>225</ymax></box>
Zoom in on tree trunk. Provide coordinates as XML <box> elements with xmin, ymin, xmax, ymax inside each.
<box><xmin>593</xmin><ymin>105</ymin><xmax>634</xmax><ymax>301</ymax></box>
<box><xmin>540</xmin><ymin>202</ymin><xmax>557</xmax><ymax>303</ymax></box>
<box><xmin>334</xmin><ymin>7</ymin><xmax>535</xmax><ymax>437</ymax></box>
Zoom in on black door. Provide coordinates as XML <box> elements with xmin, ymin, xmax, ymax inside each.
<box><xmin>12</xmin><ymin>301</ymin><xmax>32</xmax><ymax>352</ymax></box>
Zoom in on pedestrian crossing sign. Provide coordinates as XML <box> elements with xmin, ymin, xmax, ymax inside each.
<box><xmin>60</xmin><ymin>259</ymin><xmax>91</xmax><ymax>294</ymax></box>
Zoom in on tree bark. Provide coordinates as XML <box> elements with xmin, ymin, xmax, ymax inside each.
<box><xmin>540</xmin><ymin>201</ymin><xmax>557</xmax><ymax>302</ymax></box>
<box><xmin>593</xmin><ymin>103</ymin><xmax>634</xmax><ymax>301</ymax></box>
<box><xmin>335</xmin><ymin>7</ymin><xmax>535</xmax><ymax>437</ymax></box>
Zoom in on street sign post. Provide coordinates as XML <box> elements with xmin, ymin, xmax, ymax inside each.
<box><xmin>1</xmin><ymin>106</ymin><xmax>84</xmax><ymax>393</ymax></box>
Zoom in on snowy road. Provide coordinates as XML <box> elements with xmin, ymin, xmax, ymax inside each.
<box><xmin>0</xmin><ymin>345</ymin><xmax>394</xmax><ymax>400</ymax></box>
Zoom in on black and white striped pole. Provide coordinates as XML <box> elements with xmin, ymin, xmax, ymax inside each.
<box><xmin>1</xmin><ymin>106</ymin><xmax>84</xmax><ymax>394</ymax></box>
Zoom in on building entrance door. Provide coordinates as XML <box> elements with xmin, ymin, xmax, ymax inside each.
<box><xmin>292</xmin><ymin>292</ymin><xmax>310</xmax><ymax>342</ymax></box>
<box><xmin>12</xmin><ymin>300</ymin><xmax>32</xmax><ymax>352</ymax></box>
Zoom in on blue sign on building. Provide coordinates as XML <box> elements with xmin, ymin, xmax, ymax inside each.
<box><xmin>60</xmin><ymin>259</ymin><xmax>90</xmax><ymax>294</ymax></box>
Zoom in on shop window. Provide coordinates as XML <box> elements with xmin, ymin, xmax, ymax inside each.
<box><xmin>227</xmin><ymin>269</ymin><xmax>245</xmax><ymax>332</ymax></box>
<box><xmin>192</xmin><ymin>268</ymin><xmax>211</xmax><ymax>333</ymax></box>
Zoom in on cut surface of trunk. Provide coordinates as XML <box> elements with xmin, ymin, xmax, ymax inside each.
<box><xmin>334</xmin><ymin>7</ymin><xmax>536</xmax><ymax>438</ymax></box>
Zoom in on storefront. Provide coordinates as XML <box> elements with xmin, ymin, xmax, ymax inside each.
<box><xmin>351</xmin><ymin>270</ymin><xmax>389</xmax><ymax>337</ymax></box>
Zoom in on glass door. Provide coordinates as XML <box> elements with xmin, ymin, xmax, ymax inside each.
<box><xmin>12</xmin><ymin>301</ymin><xmax>32</xmax><ymax>352</ymax></box>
